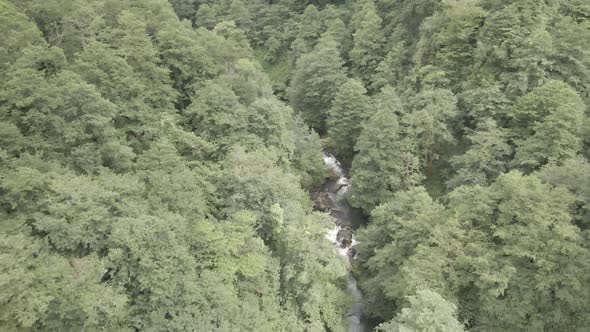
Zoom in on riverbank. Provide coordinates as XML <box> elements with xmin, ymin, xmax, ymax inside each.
<box><xmin>314</xmin><ymin>152</ymin><xmax>366</xmax><ymax>332</ymax></box>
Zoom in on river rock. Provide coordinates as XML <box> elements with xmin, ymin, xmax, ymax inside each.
<box><xmin>330</xmin><ymin>208</ymin><xmax>345</xmax><ymax>223</ymax></box>
<box><xmin>348</xmin><ymin>247</ymin><xmax>357</xmax><ymax>259</ymax></box>
<box><xmin>327</xmin><ymin>168</ymin><xmax>340</xmax><ymax>181</ymax></box>
<box><xmin>337</xmin><ymin>228</ymin><xmax>353</xmax><ymax>248</ymax></box>
<box><xmin>330</xmin><ymin>182</ymin><xmax>347</xmax><ymax>193</ymax></box>
<box><xmin>312</xmin><ymin>192</ymin><xmax>330</xmax><ymax>211</ymax></box>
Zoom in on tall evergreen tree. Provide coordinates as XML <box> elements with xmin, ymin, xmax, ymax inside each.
<box><xmin>448</xmin><ymin>118</ymin><xmax>511</xmax><ymax>189</ymax></box>
<box><xmin>350</xmin><ymin>0</ymin><xmax>385</xmax><ymax>84</ymax></box>
<box><xmin>404</xmin><ymin>88</ymin><xmax>458</xmax><ymax>171</ymax></box>
<box><xmin>356</xmin><ymin>187</ymin><xmax>459</xmax><ymax>320</ymax></box>
<box><xmin>350</xmin><ymin>86</ymin><xmax>422</xmax><ymax>212</ymax></box>
<box><xmin>536</xmin><ymin>158</ymin><xmax>590</xmax><ymax>228</ymax></box>
<box><xmin>450</xmin><ymin>171</ymin><xmax>590</xmax><ymax>331</ymax></box>
<box><xmin>327</xmin><ymin>78</ymin><xmax>371</xmax><ymax>160</ymax></box>
<box><xmin>511</xmin><ymin>80</ymin><xmax>587</xmax><ymax>171</ymax></box>
<box><xmin>288</xmin><ymin>35</ymin><xmax>345</xmax><ymax>132</ymax></box>
<box><xmin>291</xmin><ymin>4</ymin><xmax>322</xmax><ymax>58</ymax></box>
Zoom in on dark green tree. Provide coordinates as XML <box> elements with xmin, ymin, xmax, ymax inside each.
<box><xmin>291</xmin><ymin>5</ymin><xmax>322</xmax><ymax>57</ymax></box>
<box><xmin>356</xmin><ymin>187</ymin><xmax>458</xmax><ymax>319</ymax></box>
<box><xmin>377</xmin><ymin>289</ymin><xmax>465</xmax><ymax>332</ymax></box>
<box><xmin>511</xmin><ymin>80</ymin><xmax>587</xmax><ymax>171</ymax></box>
<box><xmin>350</xmin><ymin>0</ymin><xmax>385</xmax><ymax>83</ymax></box>
<box><xmin>350</xmin><ymin>86</ymin><xmax>422</xmax><ymax>212</ymax></box>
<box><xmin>194</xmin><ymin>4</ymin><xmax>218</xmax><ymax>29</ymax></box>
<box><xmin>404</xmin><ymin>88</ymin><xmax>458</xmax><ymax>171</ymax></box>
<box><xmin>288</xmin><ymin>35</ymin><xmax>345</xmax><ymax>131</ymax></box>
<box><xmin>448</xmin><ymin>118</ymin><xmax>511</xmax><ymax>189</ymax></box>
<box><xmin>536</xmin><ymin>158</ymin><xmax>590</xmax><ymax>228</ymax></box>
<box><xmin>327</xmin><ymin>78</ymin><xmax>372</xmax><ymax>160</ymax></box>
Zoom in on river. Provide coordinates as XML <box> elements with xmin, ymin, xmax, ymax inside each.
<box><xmin>319</xmin><ymin>152</ymin><xmax>365</xmax><ymax>332</ymax></box>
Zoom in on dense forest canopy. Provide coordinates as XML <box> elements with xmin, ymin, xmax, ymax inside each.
<box><xmin>1</xmin><ymin>0</ymin><xmax>589</xmax><ymax>331</ymax></box>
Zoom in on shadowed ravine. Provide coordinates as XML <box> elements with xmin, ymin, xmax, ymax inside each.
<box><xmin>320</xmin><ymin>153</ymin><xmax>364</xmax><ymax>332</ymax></box>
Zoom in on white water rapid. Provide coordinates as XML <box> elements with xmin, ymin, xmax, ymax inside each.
<box><xmin>321</xmin><ymin>153</ymin><xmax>364</xmax><ymax>332</ymax></box>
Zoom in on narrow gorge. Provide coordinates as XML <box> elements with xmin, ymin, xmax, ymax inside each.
<box><xmin>316</xmin><ymin>153</ymin><xmax>365</xmax><ymax>332</ymax></box>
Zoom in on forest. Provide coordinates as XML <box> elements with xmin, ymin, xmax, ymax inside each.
<box><xmin>1</xmin><ymin>0</ymin><xmax>589</xmax><ymax>331</ymax></box>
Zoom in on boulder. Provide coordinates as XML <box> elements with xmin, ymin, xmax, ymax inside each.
<box><xmin>348</xmin><ymin>247</ymin><xmax>357</xmax><ymax>259</ymax></box>
<box><xmin>337</xmin><ymin>228</ymin><xmax>353</xmax><ymax>248</ymax></box>
<box><xmin>327</xmin><ymin>168</ymin><xmax>340</xmax><ymax>181</ymax></box>
<box><xmin>312</xmin><ymin>192</ymin><xmax>331</xmax><ymax>211</ymax></box>
<box><xmin>330</xmin><ymin>208</ymin><xmax>345</xmax><ymax>223</ymax></box>
<box><xmin>330</xmin><ymin>182</ymin><xmax>347</xmax><ymax>193</ymax></box>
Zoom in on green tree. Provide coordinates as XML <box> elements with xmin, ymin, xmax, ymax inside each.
<box><xmin>271</xmin><ymin>208</ymin><xmax>348</xmax><ymax>331</ymax></box>
<box><xmin>183</xmin><ymin>81</ymin><xmax>248</xmax><ymax>154</ymax></box>
<box><xmin>169</xmin><ymin>0</ymin><xmax>198</xmax><ymax>21</ymax></box>
<box><xmin>350</xmin><ymin>0</ymin><xmax>385</xmax><ymax>83</ymax></box>
<box><xmin>458</xmin><ymin>83</ymin><xmax>510</xmax><ymax>128</ymax></box>
<box><xmin>373</xmin><ymin>41</ymin><xmax>408</xmax><ymax>91</ymax></box>
<box><xmin>414</xmin><ymin>1</ymin><xmax>487</xmax><ymax>89</ymax></box>
<box><xmin>288</xmin><ymin>35</ymin><xmax>346</xmax><ymax>131</ymax></box>
<box><xmin>550</xmin><ymin>11</ymin><xmax>590</xmax><ymax>105</ymax></box>
<box><xmin>0</xmin><ymin>2</ymin><xmax>351</xmax><ymax>331</ymax></box>
<box><xmin>220</xmin><ymin>147</ymin><xmax>347</xmax><ymax>329</ymax></box>
<box><xmin>221</xmin><ymin>146</ymin><xmax>308</xmax><ymax>239</ymax></box>
<box><xmin>291</xmin><ymin>4</ymin><xmax>322</xmax><ymax>57</ymax></box>
<box><xmin>323</xmin><ymin>17</ymin><xmax>351</xmax><ymax>58</ymax></box>
<box><xmin>0</xmin><ymin>0</ymin><xmax>44</xmax><ymax>74</ymax></box>
<box><xmin>536</xmin><ymin>158</ymin><xmax>590</xmax><ymax>228</ymax></box>
<box><xmin>356</xmin><ymin>187</ymin><xmax>457</xmax><ymax>319</ymax></box>
<box><xmin>245</xmin><ymin>98</ymin><xmax>295</xmax><ymax>161</ymax></box>
<box><xmin>194</xmin><ymin>4</ymin><xmax>218</xmax><ymax>29</ymax></box>
<box><xmin>350</xmin><ymin>87</ymin><xmax>423</xmax><ymax>212</ymax></box>
<box><xmin>72</xmin><ymin>40</ymin><xmax>173</xmax><ymax>152</ymax></box>
<box><xmin>511</xmin><ymin>80</ymin><xmax>587</xmax><ymax>171</ymax></box>
<box><xmin>108</xmin><ymin>10</ymin><xmax>177</xmax><ymax>107</ymax></box>
<box><xmin>474</xmin><ymin>0</ymin><xmax>557</xmax><ymax>97</ymax></box>
<box><xmin>447</xmin><ymin>171</ymin><xmax>590</xmax><ymax>330</ymax></box>
<box><xmin>0</xmin><ymin>234</ymin><xmax>130</xmax><ymax>331</ymax></box>
<box><xmin>155</xmin><ymin>21</ymin><xmax>216</xmax><ymax>108</ymax></box>
<box><xmin>217</xmin><ymin>57</ymin><xmax>273</xmax><ymax>105</ymax></box>
<box><xmin>228</xmin><ymin>0</ymin><xmax>252</xmax><ymax>30</ymax></box>
<box><xmin>448</xmin><ymin>118</ymin><xmax>511</xmax><ymax>189</ymax></box>
<box><xmin>377</xmin><ymin>289</ymin><xmax>465</xmax><ymax>332</ymax></box>
<box><xmin>327</xmin><ymin>78</ymin><xmax>371</xmax><ymax>161</ymax></box>
<box><xmin>289</xmin><ymin>114</ymin><xmax>328</xmax><ymax>189</ymax></box>
<box><xmin>0</xmin><ymin>48</ymin><xmax>134</xmax><ymax>174</ymax></box>
<box><xmin>108</xmin><ymin>213</ymin><xmax>206</xmax><ymax>331</ymax></box>
<box><xmin>404</xmin><ymin>89</ymin><xmax>458</xmax><ymax>170</ymax></box>
<box><xmin>136</xmin><ymin>138</ymin><xmax>210</xmax><ymax>219</ymax></box>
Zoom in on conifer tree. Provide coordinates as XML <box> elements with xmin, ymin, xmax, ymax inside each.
<box><xmin>350</xmin><ymin>0</ymin><xmax>385</xmax><ymax>84</ymax></box>
<box><xmin>404</xmin><ymin>89</ymin><xmax>458</xmax><ymax>171</ymax></box>
<box><xmin>288</xmin><ymin>36</ymin><xmax>345</xmax><ymax>132</ymax></box>
<box><xmin>327</xmin><ymin>78</ymin><xmax>371</xmax><ymax>160</ymax></box>
<box><xmin>291</xmin><ymin>5</ymin><xmax>322</xmax><ymax>57</ymax></box>
<box><xmin>350</xmin><ymin>86</ymin><xmax>422</xmax><ymax>212</ymax></box>
<box><xmin>448</xmin><ymin>118</ymin><xmax>511</xmax><ymax>189</ymax></box>
<box><xmin>511</xmin><ymin>80</ymin><xmax>587</xmax><ymax>171</ymax></box>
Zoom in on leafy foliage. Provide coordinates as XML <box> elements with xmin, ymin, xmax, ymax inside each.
<box><xmin>0</xmin><ymin>1</ymin><xmax>346</xmax><ymax>330</ymax></box>
<box><xmin>3</xmin><ymin>0</ymin><xmax>590</xmax><ymax>330</ymax></box>
<box><xmin>288</xmin><ymin>35</ymin><xmax>346</xmax><ymax>132</ymax></box>
<box><xmin>377</xmin><ymin>289</ymin><xmax>465</xmax><ymax>332</ymax></box>
<box><xmin>327</xmin><ymin>78</ymin><xmax>372</xmax><ymax>160</ymax></box>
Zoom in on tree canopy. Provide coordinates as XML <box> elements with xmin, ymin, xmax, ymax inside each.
<box><xmin>2</xmin><ymin>0</ymin><xmax>590</xmax><ymax>330</ymax></box>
